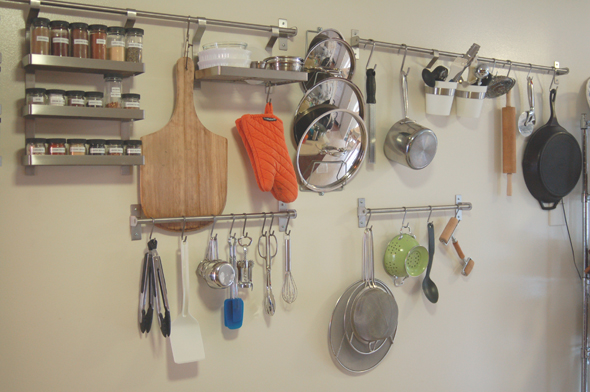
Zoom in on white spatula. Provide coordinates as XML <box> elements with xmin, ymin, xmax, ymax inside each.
<box><xmin>170</xmin><ymin>237</ymin><xmax>205</xmax><ymax>363</ymax></box>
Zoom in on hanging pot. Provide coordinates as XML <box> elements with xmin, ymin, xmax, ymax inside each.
<box><xmin>522</xmin><ymin>89</ymin><xmax>582</xmax><ymax>210</ymax></box>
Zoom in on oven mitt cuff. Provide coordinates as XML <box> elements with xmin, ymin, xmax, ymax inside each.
<box><xmin>235</xmin><ymin>103</ymin><xmax>298</xmax><ymax>203</ymax></box>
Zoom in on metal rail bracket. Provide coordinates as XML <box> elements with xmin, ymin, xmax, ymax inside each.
<box><xmin>130</xmin><ymin>204</ymin><xmax>143</xmax><ymax>240</ymax></box>
<box><xmin>351</xmin><ymin>29</ymin><xmax>360</xmax><ymax>60</ymax></box>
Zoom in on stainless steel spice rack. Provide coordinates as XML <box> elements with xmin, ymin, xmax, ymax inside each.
<box><xmin>23</xmin><ymin>154</ymin><xmax>144</xmax><ymax>166</ymax></box>
<box><xmin>23</xmin><ymin>105</ymin><xmax>145</xmax><ymax>120</ymax></box>
<box><xmin>22</xmin><ymin>54</ymin><xmax>145</xmax><ymax>76</ymax></box>
<box><xmin>357</xmin><ymin>196</ymin><xmax>472</xmax><ymax>228</ymax></box>
<box><xmin>194</xmin><ymin>66</ymin><xmax>308</xmax><ymax>87</ymax></box>
<box><xmin>129</xmin><ymin>203</ymin><xmax>296</xmax><ymax>241</ymax></box>
<box><xmin>349</xmin><ymin>31</ymin><xmax>569</xmax><ymax>77</ymax></box>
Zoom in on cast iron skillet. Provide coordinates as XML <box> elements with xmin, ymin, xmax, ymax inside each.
<box><xmin>522</xmin><ymin>89</ymin><xmax>582</xmax><ymax>210</ymax></box>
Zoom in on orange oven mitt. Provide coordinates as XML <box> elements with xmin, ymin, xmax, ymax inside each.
<box><xmin>236</xmin><ymin>103</ymin><xmax>298</xmax><ymax>203</ymax></box>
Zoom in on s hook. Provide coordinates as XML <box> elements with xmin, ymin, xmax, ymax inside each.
<box><xmin>181</xmin><ymin>216</ymin><xmax>187</xmax><ymax>242</ymax></box>
<box><xmin>365</xmin><ymin>40</ymin><xmax>376</xmax><ymax>71</ymax></box>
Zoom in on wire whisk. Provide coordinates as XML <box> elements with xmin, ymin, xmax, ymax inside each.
<box><xmin>282</xmin><ymin>235</ymin><xmax>297</xmax><ymax>303</ymax></box>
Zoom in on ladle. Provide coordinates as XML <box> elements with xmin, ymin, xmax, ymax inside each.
<box><xmin>422</xmin><ymin>221</ymin><xmax>439</xmax><ymax>303</ymax></box>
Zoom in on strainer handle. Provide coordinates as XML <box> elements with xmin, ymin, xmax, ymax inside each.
<box><xmin>393</xmin><ymin>276</ymin><xmax>406</xmax><ymax>287</ymax></box>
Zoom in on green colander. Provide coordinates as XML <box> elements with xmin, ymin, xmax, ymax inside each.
<box><xmin>383</xmin><ymin>234</ymin><xmax>419</xmax><ymax>277</ymax></box>
<box><xmin>405</xmin><ymin>246</ymin><xmax>428</xmax><ymax>276</ymax></box>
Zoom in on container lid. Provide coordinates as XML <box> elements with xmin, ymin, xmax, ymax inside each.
<box><xmin>31</xmin><ymin>17</ymin><xmax>50</xmax><ymax>26</ymax></box>
<box><xmin>123</xmin><ymin>140</ymin><xmax>143</xmax><ymax>145</ymax></box>
<box><xmin>125</xmin><ymin>28</ymin><xmax>144</xmax><ymax>35</ymax></box>
<box><xmin>70</xmin><ymin>22</ymin><xmax>89</xmax><ymax>30</ymax></box>
<box><xmin>67</xmin><ymin>138</ymin><xmax>87</xmax><ymax>144</ymax></box>
<box><xmin>26</xmin><ymin>138</ymin><xmax>46</xmax><ymax>144</ymax></box>
<box><xmin>47</xmin><ymin>138</ymin><xmax>67</xmax><ymax>144</ymax></box>
<box><xmin>104</xmin><ymin>73</ymin><xmax>123</xmax><ymax>80</ymax></box>
<box><xmin>107</xmin><ymin>26</ymin><xmax>126</xmax><ymax>35</ymax></box>
<box><xmin>88</xmin><ymin>24</ymin><xmax>107</xmax><ymax>31</ymax></box>
<box><xmin>85</xmin><ymin>91</ymin><xmax>104</xmax><ymax>98</ymax></box>
<box><xmin>122</xmin><ymin>93</ymin><xmax>140</xmax><ymax>99</ymax></box>
<box><xmin>46</xmin><ymin>89</ymin><xmax>66</xmax><ymax>95</ymax></box>
<box><xmin>106</xmin><ymin>139</ymin><xmax>123</xmax><ymax>145</ymax></box>
<box><xmin>203</xmin><ymin>41</ymin><xmax>247</xmax><ymax>50</ymax></box>
<box><xmin>26</xmin><ymin>88</ymin><xmax>47</xmax><ymax>94</ymax></box>
<box><xmin>49</xmin><ymin>20</ymin><xmax>69</xmax><ymax>29</ymax></box>
<box><xmin>65</xmin><ymin>90</ymin><xmax>85</xmax><ymax>96</ymax></box>
<box><xmin>87</xmin><ymin>139</ymin><xmax>107</xmax><ymax>144</ymax></box>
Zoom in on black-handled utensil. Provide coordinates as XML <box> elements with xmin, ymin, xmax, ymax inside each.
<box><xmin>366</xmin><ymin>68</ymin><xmax>376</xmax><ymax>164</ymax></box>
<box><xmin>422</xmin><ymin>66</ymin><xmax>448</xmax><ymax>88</ymax></box>
<box><xmin>422</xmin><ymin>222</ymin><xmax>439</xmax><ymax>303</ymax></box>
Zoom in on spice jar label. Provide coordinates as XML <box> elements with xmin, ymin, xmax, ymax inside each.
<box><xmin>36</xmin><ymin>36</ymin><xmax>49</xmax><ymax>42</ymax></box>
<box><xmin>109</xmin><ymin>147</ymin><xmax>124</xmax><ymax>155</ymax></box>
<box><xmin>127</xmin><ymin>148</ymin><xmax>142</xmax><ymax>155</ymax></box>
<box><xmin>53</xmin><ymin>37</ymin><xmax>69</xmax><ymax>44</ymax></box>
<box><xmin>50</xmin><ymin>147</ymin><xmax>66</xmax><ymax>154</ymax></box>
<box><xmin>111</xmin><ymin>40</ymin><xmax>125</xmax><ymax>47</ymax></box>
<box><xmin>74</xmin><ymin>39</ymin><xmax>89</xmax><ymax>45</ymax></box>
<box><xmin>90</xmin><ymin>147</ymin><xmax>106</xmax><ymax>154</ymax></box>
<box><xmin>110</xmin><ymin>87</ymin><xmax>121</xmax><ymax>98</ymax></box>
<box><xmin>124</xmin><ymin>102</ymin><xmax>140</xmax><ymax>108</ymax></box>
<box><xmin>70</xmin><ymin>146</ymin><xmax>86</xmax><ymax>154</ymax></box>
<box><xmin>31</xmin><ymin>147</ymin><xmax>46</xmax><ymax>155</ymax></box>
<box><xmin>127</xmin><ymin>42</ymin><xmax>143</xmax><ymax>49</ymax></box>
<box><xmin>70</xmin><ymin>98</ymin><xmax>85</xmax><ymax>106</ymax></box>
<box><xmin>87</xmin><ymin>99</ymin><xmax>103</xmax><ymax>107</ymax></box>
<box><xmin>96</xmin><ymin>39</ymin><xmax>106</xmax><ymax>45</ymax></box>
<box><xmin>49</xmin><ymin>96</ymin><xmax>65</xmax><ymax>105</ymax></box>
<box><xmin>31</xmin><ymin>97</ymin><xmax>45</xmax><ymax>103</ymax></box>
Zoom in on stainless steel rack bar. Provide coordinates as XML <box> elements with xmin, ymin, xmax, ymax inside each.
<box><xmin>580</xmin><ymin>114</ymin><xmax>590</xmax><ymax>392</ymax></box>
<box><xmin>350</xmin><ymin>33</ymin><xmax>569</xmax><ymax>76</ymax></box>
<box><xmin>4</xmin><ymin>0</ymin><xmax>296</xmax><ymax>51</ymax></box>
<box><xmin>130</xmin><ymin>204</ymin><xmax>297</xmax><ymax>241</ymax></box>
<box><xmin>357</xmin><ymin>196</ymin><xmax>472</xmax><ymax>228</ymax></box>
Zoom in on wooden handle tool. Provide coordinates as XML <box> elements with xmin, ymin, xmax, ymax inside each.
<box><xmin>452</xmin><ymin>236</ymin><xmax>474</xmax><ymax>276</ymax></box>
<box><xmin>439</xmin><ymin>217</ymin><xmax>459</xmax><ymax>245</ymax></box>
<box><xmin>502</xmin><ymin>89</ymin><xmax>516</xmax><ymax>196</ymax></box>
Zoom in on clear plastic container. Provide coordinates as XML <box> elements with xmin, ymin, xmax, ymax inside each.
<box><xmin>121</xmin><ymin>93</ymin><xmax>140</xmax><ymax>109</ymax></box>
<box><xmin>124</xmin><ymin>140</ymin><xmax>142</xmax><ymax>155</ymax></box>
<box><xmin>30</xmin><ymin>17</ymin><xmax>50</xmax><ymax>55</ymax></box>
<box><xmin>26</xmin><ymin>138</ymin><xmax>47</xmax><ymax>155</ymax></box>
<box><xmin>70</xmin><ymin>22</ymin><xmax>89</xmax><ymax>58</ymax></box>
<box><xmin>85</xmin><ymin>91</ymin><xmax>104</xmax><ymax>108</ymax></box>
<box><xmin>125</xmin><ymin>28</ymin><xmax>143</xmax><ymax>63</ymax></box>
<box><xmin>67</xmin><ymin>139</ymin><xmax>87</xmax><ymax>155</ymax></box>
<box><xmin>47</xmin><ymin>89</ymin><xmax>66</xmax><ymax>106</ymax></box>
<box><xmin>26</xmin><ymin>88</ymin><xmax>48</xmax><ymax>105</ymax></box>
<box><xmin>89</xmin><ymin>24</ymin><xmax>107</xmax><ymax>60</ymax></box>
<box><xmin>106</xmin><ymin>26</ymin><xmax>126</xmax><ymax>61</ymax></box>
<box><xmin>88</xmin><ymin>139</ymin><xmax>106</xmax><ymax>155</ymax></box>
<box><xmin>104</xmin><ymin>74</ymin><xmax>122</xmax><ymax>108</ymax></box>
<box><xmin>47</xmin><ymin>138</ymin><xmax>67</xmax><ymax>155</ymax></box>
<box><xmin>202</xmin><ymin>42</ymin><xmax>248</xmax><ymax>50</ymax></box>
<box><xmin>49</xmin><ymin>20</ymin><xmax>69</xmax><ymax>57</ymax></box>
<box><xmin>107</xmin><ymin>140</ymin><xmax>124</xmax><ymax>156</ymax></box>
<box><xmin>65</xmin><ymin>90</ymin><xmax>85</xmax><ymax>107</ymax></box>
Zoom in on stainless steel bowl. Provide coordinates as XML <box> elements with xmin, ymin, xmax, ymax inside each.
<box><xmin>250</xmin><ymin>60</ymin><xmax>266</xmax><ymax>69</ymax></box>
<box><xmin>264</xmin><ymin>56</ymin><xmax>304</xmax><ymax>72</ymax></box>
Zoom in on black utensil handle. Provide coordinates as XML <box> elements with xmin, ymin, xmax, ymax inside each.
<box><xmin>427</xmin><ymin>222</ymin><xmax>435</xmax><ymax>273</ymax></box>
<box><xmin>539</xmin><ymin>200</ymin><xmax>560</xmax><ymax>210</ymax></box>
<box><xmin>366</xmin><ymin>69</ymin><xmax>376</xmax><ymax>104</ymax></box>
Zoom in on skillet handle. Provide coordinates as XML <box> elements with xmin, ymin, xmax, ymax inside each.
<box><xmin>548</xmin><ymin>89</ymin><xmax>557</xmax><ymax>124</ymax></box>
<box><xmin>539</xmin><ymin>200</ymin><xmax>560</xmax><ymax>210</ymax></box>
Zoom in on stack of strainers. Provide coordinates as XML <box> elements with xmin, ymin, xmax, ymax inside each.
<box><xmin>328</xmin><ymin>227</ymin><xmax>398</xmax><ymax>373</ymax></box>
<box><xmin>383</xmin><ymin>223</ymin><xmax>429</xmax><ymax>286</ymax></box>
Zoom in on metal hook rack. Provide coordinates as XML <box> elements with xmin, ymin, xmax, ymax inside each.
<box><xmin>349</xmin><ymin>31</ymin><xmax>569</xmax><ymax>76</ymax></box>
<box><xmin>129</xmin><ymin>204</ymin><xmax>296</xmax><ymax>241</ymax></box>
<box><xmin>357</xmin><ymin>196</ymin><xmax>472</xmax><ymax>228</ymax></box>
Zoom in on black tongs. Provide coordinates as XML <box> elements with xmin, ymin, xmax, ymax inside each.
<box><xmin>139</xmin><ymin>238</ymin><xmax>171</xmax><ymax>337</ymax></box>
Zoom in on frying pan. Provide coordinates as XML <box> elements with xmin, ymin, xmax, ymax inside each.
<box><xmin>522</xmin><ymin>89</ymin><xmax>582</xmax><ymax>210</ymax></box>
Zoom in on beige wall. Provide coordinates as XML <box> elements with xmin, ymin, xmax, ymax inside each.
<box><xmin>1</xmin><ymin>0</ymin><xmax>588</xmax><ymax>391</ymax></box>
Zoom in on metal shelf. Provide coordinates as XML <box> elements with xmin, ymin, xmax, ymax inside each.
<box><xmin>22</xmin><ymin>55</ymin><xmax>145</xmax><ymax>77</ymax></box>
<box><xmin>23</xmin><ymin>105</ymin><xmax>145</xmax><ymax>121</ymax></box>
<box><xmin>194</xmin><ymin>66</ymin><xmax>308</xmax><ymax>86</ymax></box>
<box><xmin>22</xmin><ymin>155</ymin><xmax>145</xmax><ymax>167</ymax></box>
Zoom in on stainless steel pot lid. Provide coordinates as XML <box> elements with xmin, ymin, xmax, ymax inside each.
<box><xmin>296</xmin><ymin>109</ymin><xmax>367</xmax><ymax>193</ymax></box>
<box><xmin>293</xmin><ymin>78</ymin><xmax>365</xmax><ymax>145</ymax></box>
<box><xmin>307</xmin><ymin>28</ymin><xmax>344</xmax><ymax>53</ymax></box>
<box><xmin>302</xmin><ymin>38</ymin><xmax>355</xmax><ymax>91</ymax></box>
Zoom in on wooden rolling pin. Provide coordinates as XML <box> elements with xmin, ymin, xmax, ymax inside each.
<box><xmin>502</xmin><ymin>89</ymin><xmax>516</xmax><ymax>196</ymax></box>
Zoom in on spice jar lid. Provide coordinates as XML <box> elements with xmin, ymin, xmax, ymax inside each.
<box><xmin>26</xmin><ymin>138</ymin><xmax>46</xmax><ymax>144</ymax></box>
<box><xmin>49</xmin><ymin>20</ymin><xmax>69</xmax><ymax>29</ymax></box>
<box><xmin>85</xmin><ymin>91</ymin><xmax>104</xmax><ymax>98</ymax></box>
<box><xmin>65</xmin><ymin>90</ymin><xmax>85</xmax><ymax>96</ymax></box>
<box><xmin>47</xmin><ymin>138</ymin><xmax>67</xmax><ymax>144</ymax></box>
<box><xmin>26</xmin><ymin>88</ymin><xmax>47</xmax><ymax>95</ymax></box>
<box><xmin>46</xmin><ymin>89</ymin><xmax>66</xmax><ymax>95</ymax></box>
<box><xmin>67</xmin><ymin>138</ymin><xmax>87</xmax><ymax>144</ymax></box>
<box><xmin>123</xmin><ymin>140</ymin><xmax>143</xmax><ymax>145</ymax></box>
<box><xmin>70</xmin><ymin>22</ymin><xmax>89</xmax><ymax>30</ymax></box>
<box><xmin>122</xmin><ymin>93</ymin><xmax>141</xmax><ymax>100</ymax></box>
<box><xmin>106</xmin><ymin>139</ymin><xmax>123</xmax><ymax>145</ymax></box>
<box><xmin>126</xmin><ymin>28</ymin><xmax>144</xmax><ymax>35</ymax></box>
<box><xmin>88</xmin><ymin>24</ymin><xmax>108</xmax><ymax>31</ymax></box>
<box><xmin>87</xmin><ymin>139</ymin><xmax>107</xmax><ymax>144</ymax></box>
<box><xmin>31</xmin><ymin>17</ymin><xmax>50</xmax><ymax>26</ymax></box>
<box><xmin>107</xmin><ymin>26</ymin><xmax>126</xmax><ymax>35</ymax></box>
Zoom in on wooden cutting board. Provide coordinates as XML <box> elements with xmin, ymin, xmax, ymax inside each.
<box><xmin>140</xmin><ymin>57</ymin><xmax>228</xmax><ymax>232</ymax></box>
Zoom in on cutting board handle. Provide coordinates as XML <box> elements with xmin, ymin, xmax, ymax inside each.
<box><xmin>171</xmin><ymin>57</ymin><xmax>199</xmax><ymax>124</ymax></box>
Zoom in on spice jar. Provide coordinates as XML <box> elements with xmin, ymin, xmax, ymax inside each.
<box><xmin>30</xmin><ymin>17</ymin><xmax>50</xmax><ymax>55</ymax></box>
<box><xmin>26</xmin><ymin>88</ymin><xmax>48</xmax><ymax>105</ymax></box>
<box><xmin>47</xmin><ymin>89</ymin><xmax>66</xmax><ymax>106</ymax></box>
<box><xmin>107</xmin><ymin>140</ymin><xmax>124</xmax><ymax>156</ymax></box>
<box><xmin>70</xmin><ymin>22</ymin><xmax>89</xmax><ymax>58</ymax></box>
<box><xmin>47</xmin><ymin>138</ymin><xmax>67</xmax><ymax>155</ymax></box>
<box><xmin>49</xmin><ymin>20</ymin><xmax>70</xmax><ymax>57</ymax></box>
<box><xmin>124</xmin><ymin>140</ymin><xmax>143</xmax><ymax>155</ymax></box>
<box><xmin>65</xmin><ymin>90</ymin><xmax>85</xmax><ymax>107</ymax></box>
<box><xmin>67</xmin><ymin>139</ymin><xmax>87</xmax><ymax>155</ymax></box>
<box><xmin>89</xmin><ymin>24</ymin><xmax>107</xmax><ymax>60</ymax></box>
<box><xmin>25</xmin><ymin>138</ymin><xmax>47</xmax><ymax>155</ymax></box>
<box><xmin>125</xmin><ymin>28</ymin><xmax>144</xmax><ymax>63</ymax></box>
<box><xmin>106</xmin><ymin>27</ymin><xmax>126</xmax><ymax>61</ymax></box>
<box><xmin>88</xmin><ymin>139</ymin><xmax>106</xmax><ymax>155</ymax></box>
<box><xmin>85</xmin><ymin>91</ymin><xmax>104</xmax><ymax>108</ymax></box>
<box><xmin>121</xmin><ymin>93</ymin><xmax>140</xmax><ymax>109</ymax></box>
<box><xmin>104</xmin><ymin>74</ymin><xmax>122</xmax><ymax>108</ymax></box>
